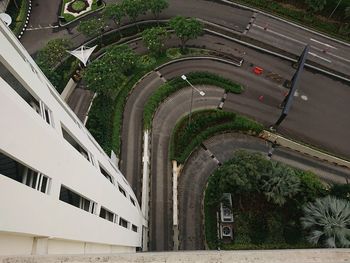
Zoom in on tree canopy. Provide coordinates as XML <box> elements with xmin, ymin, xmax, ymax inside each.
<box><xmin>169</xmin><ymin>16</ymin><xmax>203</xmax><ymax>49</ymax></box>
<box><xmin>103</xmin><ymin>3</ymin><xmax>125</xmax><ymax>25</ymax></box>
<box><xmin>142</xmin><ymin>27</ymin><xmax>168</xmax><ymax>55</ymax></box>
<box><xmin>77</xmin><ymin>18</ymin><xmax>107</xmax><ymax>38</ymax></box>
<box><xmin>36</xmin><ymin>38</ymin><xmax>72</xmax><ymax>69</ymax></box>
<box><xmin>122</xmin><ymin>0</ymin><xmax>147</xmax><ymax>22</ymax></box>
<box><xmin>83</xmin><ymin>44</ymin><xmax>139</xmax><ymax>96</ymax></box>
<box><xmin>146</xmin><ymin>0</ymin><xmax>169</xmax><ymax>19</ymax></box>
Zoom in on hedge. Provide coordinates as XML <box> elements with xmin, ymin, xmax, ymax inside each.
<box><xmin>171</xmin><ymin>109</ymin><xmax>237</xmax><ymax>160</ymax></box>
<box><xmin>86</xmin><ymin>94</ymin><xmax>115</xmax><ymax>154</ymax></box>
<box><xmin>173</xmin><ymin>115</ymin><xmax>263</xmax><ymax>164</ymax></box>
<box><xmin>143</xmin><ymin>72</ymin><xmax>244</xmax><ymax>130</ymax></box>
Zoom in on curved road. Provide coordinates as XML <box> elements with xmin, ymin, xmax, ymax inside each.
<box><xmin>120</xmin><ymin>51</ymin><xmax>350</xmax><ymax>251</ymax></box>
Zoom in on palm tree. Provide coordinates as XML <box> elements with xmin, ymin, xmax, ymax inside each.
<box><xmin>260</xmin><ymin>162</ymin><xmax>301</xmax><ymax>206</ymax></box>
<box><xmin>301</xmin><ymin>196</ymin><xmax>350</xmax><ymax>248</ymax></box>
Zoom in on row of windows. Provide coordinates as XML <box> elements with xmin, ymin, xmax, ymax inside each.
<box><xmin>100</xmin><ymin>207</ymin><xmax>138</xmax><ymax>232</ymax></box>
<box><xmin>59</xmin><ymin>186</ymin><xmax>138</xmax><ymax>233</ymax></box>
<box><xmin>0</xmin><ymin>152</ymin><xmax>51</xmax><ymax>194</ymax></box>
<box><xmin>0</xmin><ymin>151</ymin><xmax>138</xmax><ymax>233</ymax></box>
<box><xmin>0</xmin><ymin>58</ymin><xmax>137</xmax><ymax>208</ymax></box>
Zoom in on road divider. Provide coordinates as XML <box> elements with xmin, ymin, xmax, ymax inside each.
<box><xmin>141</xmin><ymin>130</ymin><xmax>151</xmax><ymax>251</ymax></box>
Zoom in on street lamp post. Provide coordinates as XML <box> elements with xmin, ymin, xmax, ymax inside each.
<box><xmin>181</xmin><ymin>74</ymin><xmax>205</xmax><ymax>126</ymax></box>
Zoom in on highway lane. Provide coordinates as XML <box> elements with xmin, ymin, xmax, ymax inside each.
<box><xmin>178</xmin><ymin>133</ymin><xmax>350</xmax><ymax>250</ymax></box>
<box><xmin>247</xmin><ymin>14</ymin><xmax>350</xmax><ymax>76</ymax></box>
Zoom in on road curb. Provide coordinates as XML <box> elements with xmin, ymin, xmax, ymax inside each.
<box><xmin>261</xmin><ymin>130</ymin><xmax>350</xmax><ymax>170</ymax></box>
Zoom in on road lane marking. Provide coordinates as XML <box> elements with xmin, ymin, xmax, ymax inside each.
<box><xmin>252</xmin><ymin>24</ymin><xmax>307</xmax><ymax>45</ymax></box>
<box><xmin>310</xmin><ymin>38</ymin><xmax>337</xmax><ymax>49</ymax></box>
<box><xmin>308</xmin><ymin>52</ymin><xmax>332</xmax><ymax>63</ymax></box>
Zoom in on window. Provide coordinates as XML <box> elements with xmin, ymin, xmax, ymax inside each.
<box><xmin>130</xmin><ymin>197</ymin><xmax>136</xmax><ymax>206</ymax></box>
<box><xmin>40</xmin><ymin>101</ymin><xmax>54</xmax><ymax>127</ymax></box>
<box><xmin>99</xmin><ymin>207</ymin><xmax>117</xmax><ymax>223</ymax></box>
<box><xmin>59</xmin><ymin>185</ymin><xmax>96</xmax><ymax>214</ymax></box>
<box><xmin>0</xmin><ymin>60</ymin><xmax>53</xmax><ymax>126</ymax></box>
<box><xmin>118</xmin><ymin>184</ymin><xmax>126</xmax><ymax>197</ymax></box>
<box><xmin>119</xmin><ymin>217</ymin><xmax>129</xmax><ymax>229</ymax></box>
<box><xmin>0</xmin><ymin>152</ymin><xmax>51</xmax><ymax>194</ymax></box>
<box><xmin>61</xmin><ymin>126</ymin><xmax>94</xmax><ymax>164</ymax></box>
<box><xmin>132</xmin><ymin>224</ymin><xmax>138</xmax><ymax>233</ymax></box>
<box><xmin>99</xmin><ymin>164</ymin><xmax>113</xmax><ymax>184</ymax></box>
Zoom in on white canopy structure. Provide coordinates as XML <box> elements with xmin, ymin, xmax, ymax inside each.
<box><xmin>67</xmin><ymin>45</ymin><xmax>97</xmax><ymax>66</ymax></box>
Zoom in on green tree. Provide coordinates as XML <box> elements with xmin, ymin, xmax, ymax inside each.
<box><xmin>146</xmin><ymin>0</ymin><xmax>169</xmax><ymax>19</ymax></box>
<box><xmin>122</xmin><ymin>0</ymin><xmax>147</xmax><ymax>26</ymax></box>
<box><xmin>83</xmin><ymin>58</ymin><xmax>125</xmax><ymax>97</ymax></box>
<box><xmin>77</xmin><ymin>18</ymin><xmax>107</xmax><ymax>45</ymax></box>
<box><xmin>103</xmin><ymin>4</ymin><xmax>125</xmax><ymax>26</ymax></box>
<box><xmin>142</xmin><ymin>27</ymin><xmax>168</xmax><ymax>55</ymax></box>
<box><xmin>36</xmin><ymin>38</ymin><xmax>72</xmax><ymax>69</ymax></box>
<box><xmin>169</xmin><ymin>16</ymin><xmax>203</xmax><ymax>49</ymax></box>
<box><xmin>301</xmin><ymin>196</ymin><xmax>350</xmax><ymax>248</ymax></box>
<box><xmin>83</xmin><ymin>44</ymin><xmax>139</xmax><ymax>96</ymax></box>
<box><xmin>35</xmin><ymin>38</ymin><xmax>72</xmax><ymax>89</ymax></box>
<box><xmin>104</xmin><ymin>44</ymin><xmax>139</xmax><ymax>75</ymax></box>
<box><xmin>305</xmin><ymin>0</ymin><xmax>327</xmax><ymax>13</ymax></box>
<box><xmin>260</xmin><ymin>162</ymin><xmax>301</xmax><ymax>206</ymax></box>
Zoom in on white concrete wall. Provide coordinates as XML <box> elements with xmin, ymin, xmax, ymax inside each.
<box><xmin>0</xmin><ymin>20</ymin><xmax>143</xmax><ymax>255</ymax></box>
<box><xmin>1</xmin><ymin>250</ymin><xmax>350</xmax><ymax>263</ymax></box>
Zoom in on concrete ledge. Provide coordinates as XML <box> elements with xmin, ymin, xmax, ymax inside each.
<box><xmin>261</xmin><ymin>131</ymin><xmax>350</xmax><ymax>169</ymax></box>
<box><xmin>1</xmin><ymin>249</ymin><xmax>350</xmax><ymax>263</ymax></box>
<box><xmin>60</xmin><ymin>78</ymin><xmax>78</xmax><ymax>101</ymax></box>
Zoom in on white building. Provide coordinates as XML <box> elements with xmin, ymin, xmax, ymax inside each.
<box><xmin>0</xmin><ymin>20</ymin><xmax>144</xmax><ymax>255</ymax></box>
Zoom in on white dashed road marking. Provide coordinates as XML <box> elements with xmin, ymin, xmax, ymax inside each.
<box><xmin>310</xmin><ymin>38</ymin><xmax>337</xmax><ymax>50</ymax></box>
<box><xmin>309</xmin><ymin>52</ymin><xmax>332</xmax><ymax>63</ymax></box>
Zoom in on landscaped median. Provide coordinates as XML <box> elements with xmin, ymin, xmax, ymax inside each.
<box><xmin>170</xmin><ymin>109</ymin><xmax>263</xmax><ymax>164</ymax></box>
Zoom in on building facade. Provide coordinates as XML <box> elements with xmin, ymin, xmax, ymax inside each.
<box><xmin>0</xmin><ymin>20</ymin><xmax>143</xmax><ymax>255</ymax></box>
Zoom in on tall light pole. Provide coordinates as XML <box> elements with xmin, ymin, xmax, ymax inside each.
<box><xmin>181</xmin><ymin>75</ymin><xmax>205</xmax><ymax>126</ymax></box>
